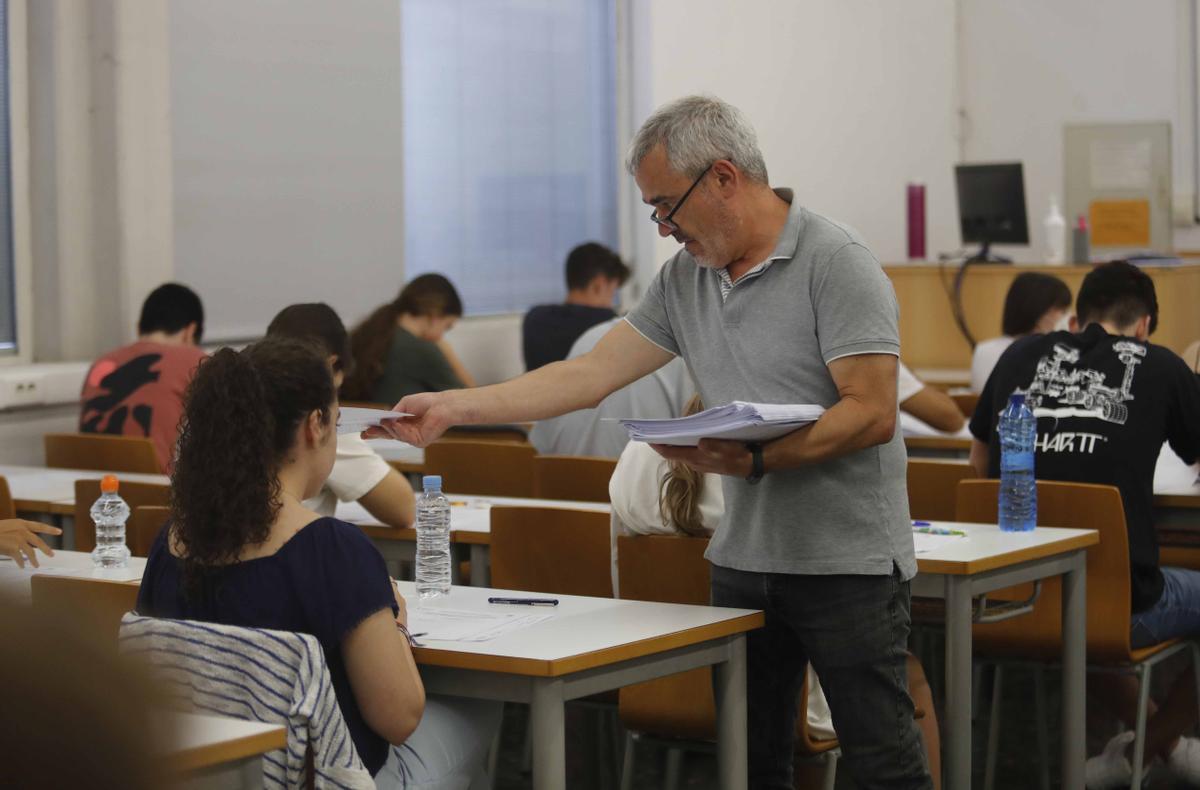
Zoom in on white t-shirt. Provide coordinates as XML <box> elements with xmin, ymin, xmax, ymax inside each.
<box><xmin>302</xmin><ymin>432</ymin><xmax>392</xmax><ymax>517</ymax></box>
<box><xmin>897</xmin><ymin>361</ymin><xmax>924</xmax><ymax>404</ymax></box>
<box><xmin>970</xmin><ymin>336</ymin><xmax>1014</xmax><ymax>394</ymax></box>
<box><xmin>607</xmin><ymin>440</ymin><xmax>835</xmax><ymax>740</ymax></box>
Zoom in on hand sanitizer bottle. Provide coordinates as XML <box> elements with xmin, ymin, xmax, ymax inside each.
<box><xmin>1044</xmin><ymin>196</ymin><xmax>1066</xmax><ymax>265</ymax></box>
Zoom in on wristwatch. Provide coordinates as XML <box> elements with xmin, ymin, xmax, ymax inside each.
<box><xmin>745</xmin><ymin>442</ymin><xmax>765</xmax><ymax>485</ymax></box>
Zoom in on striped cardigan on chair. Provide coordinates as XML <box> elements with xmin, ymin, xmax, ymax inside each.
<box><xmin>119</xmin><ymin>613</ymin><xmax>376</xmax><ymax>789</ymax></box>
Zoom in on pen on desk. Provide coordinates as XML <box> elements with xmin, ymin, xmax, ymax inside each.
<box><xmin>913</xmin><ymin>526</ymin><xmax>967</xmax><ymax>537</ymax></box>
<box><xmin>487</xmin><ymin>597</ymin><xmax>559</xmax><ymax>606</ymax></box>
<box><xmin>912</xmin><ymin>520</ymin><xmax>931</xmax><ymax>527</ymax></box>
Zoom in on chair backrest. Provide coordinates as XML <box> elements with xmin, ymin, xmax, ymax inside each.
<box><xmin>532</xmin><ymin>455</ymin><xmax>616</xmax><ymax>503</ymax></box>
<box><xmin>615</xmin><ymin>534</ymin><xmax>834</xmax><ymax>753</ymax></box>
<box><xmin>490</xmin><ymin>506</ymin><xmax>612</xmax><ymax>597</ymax></box>
<box><xmin>956</xmin><ymin>478</ymin><xmax>1132</xmax><ymax>661</ymax></box>
<box><xmin>443</xmin><ymin>424</ymin><xmax>531</xmax><ymax>444</ymax></box>
<box><xmin>423</xmin><ymin>440</ymin><xmax>537</xmax><ymax>496</ymax></box>
<box><xmin>74</xmin><ymin>479</ymin><xmax>171</xmax><ymax>554</ymax></box>
<box><xmin>950</xmin><ymin>392</ymin><xmax>980</xmax><ymax>418</ymax></box>
<box><xmin>0</xmin><ymin>476</ymin><xmax>14</xmax><ymax>520</ymax></box>
<box><xmin>45</xmin><ymin>433</ymin><xmax>161</xmax><ymax>474</ymax></box>
<box><xmin>129</xmin><ymin>505</ymin><xmax>171</xmax><ymax>558</ymax></box>
<box><xmin>907</xmin><ymin>460</ymin><xmax>976</xmax><ymax>522</ymax></box>
<box><xmin>31</xmin><ymin>575</ymin><xmax>139</xmax><ymax>647</ymax></box>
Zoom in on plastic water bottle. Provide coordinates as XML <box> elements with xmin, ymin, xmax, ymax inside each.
<box><xmin>91</xmin><ymin>474</ymin><xmax>131</xmax><ymax>568</ymax></box>
<box><xmin>415</xmin><ymin>475</ymin><xmax>451</xmax><ymax>599</ymax></box>
<box><xmin>998</xmin><ymin>393</ymin><xmax>1037</xmax><ymax>532</ymax></box>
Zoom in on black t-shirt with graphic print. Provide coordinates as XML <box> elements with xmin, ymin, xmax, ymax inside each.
<box><xmin>969</xmin><ymin>324</ymin><xmax>1200</xmax><ymax>613</ymax></box>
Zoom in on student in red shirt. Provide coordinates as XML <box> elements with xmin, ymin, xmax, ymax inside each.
<box><xmin>80</xmin><ymin>283</ymin><xmax>207</xmax><ymax>473</ymax></box>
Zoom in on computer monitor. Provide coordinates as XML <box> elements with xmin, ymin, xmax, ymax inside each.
<box><xmin>955</xmin><ymin>162</ymin><xmax>1029</xmax><ymax>263</ymax></box>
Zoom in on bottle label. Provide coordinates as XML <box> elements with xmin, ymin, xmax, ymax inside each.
<box><xmin>1000</xmin><ymin>450</ymin><xmax>1034</xmax><ymax>472</ymax></box>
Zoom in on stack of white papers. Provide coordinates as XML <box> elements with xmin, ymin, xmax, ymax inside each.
<box><xmin>619</xmin><ymin>401</ymin><xmax>825</xmax><ymax>446</ymax></box>
<box><xmin>337</xmin><ymin>407</ymin><xmax>410</xmax><ymax>435</ymax></box>
<box><xmin>406</xmin><ymin>606</ymin><xmax>554</xmax><ymax>642</ymax></box>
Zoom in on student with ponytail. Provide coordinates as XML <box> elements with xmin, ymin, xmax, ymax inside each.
<box><xmin>137</xmin><ymin>337</ymin><xmax>499</xmax><ymax>787</ymax></box>
<box><xmin>343</xmin><ymin>274</ymin><xmax>475</xmax><ymax>403</ymax></box>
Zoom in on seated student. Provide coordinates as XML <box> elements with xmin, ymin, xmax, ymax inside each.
<box><xmin>343</xmin><ymin>274</ymin><xmax>474</xmax><ymax>405</ymax></box>
<box><xmin>898</xmin><ymin>361</ymin><xmax>966</xmax><ymax>435</ymax></box>
<box><xmin>136</xmin><ymin>337</ymin><xmax>498</xmax><ymax>787</ymax></box>
<box><xmin>969</xmin><ymin>261</ymin><xmax>1200</xmax><ymax>787</ymax></box>
<box><xmin>266</xmin><ymin>303</ymin><xmax>415</xmax><ymax>527</ymax></box>
<box><xmin>522</xmin><ymin>242</ymin><xmax>631</xmax><ymax>371</ymax></box>
<box><xmin>0</xmin><ymin>518</ymin><xmax>61</xmax><ymax>567</ymax></box>
<box><xmin>529</xmin><ymin>318</ymin><xmax>692</xmax><ymax>458</ymax></box>
<box><xmin>970</xmin><ymin>272</ymin><xmax>1072</xmax><ymax>393</ymax></box>
<box><xmin>609</xmin><ymin>398</ymin><xmax>942</xmax><ymax>788</ymax></box>
<box><xmin>80</xmin><ymin>283</ymin><xmax>207</xmax><ymax>473</ymax></box>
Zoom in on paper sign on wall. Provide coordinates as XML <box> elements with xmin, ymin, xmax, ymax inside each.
<box><xmin>1090</xmin><ymin>200</ymin><xmax>1151</xmax><ymax>247</ymax></box>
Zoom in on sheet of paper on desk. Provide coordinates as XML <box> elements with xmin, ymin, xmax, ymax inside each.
<box><xmin>618</xmin><ymin>401</ymin><xmax>824</xmax><ymax>446</ymax></box>
<box><xmin>912</xmin><ymin>531</ymin><xmax>966</xmax><ymax>554</ymax></box>
<box><xmin>337</xmin><ymin>407</ymin><xmax>411</xmax><ymax>435</ymax></box>
<box><xmin>0</xmin><ymin>563</ymin><xmax>145</xmax><ymax>583</ymax></box>
<box><xmin>406</xmin><ymin>606</ymin><xmax>554</xmax><ymax>642</ymax></box>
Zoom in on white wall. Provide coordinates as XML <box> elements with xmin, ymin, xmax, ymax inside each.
<box><xmin>626</xmin><ymin>0</ymin><xmax>961</xmax><ymax>297</ymax></box>
<box><xmin>169</xmin><ymin>0</ymin><xmax>406</xmax><ymax>341</ymax></box>
<box><xmin>959</xmin><ymin>0</ymin><xmax>1200</xmax><ymax>259</ymax></box>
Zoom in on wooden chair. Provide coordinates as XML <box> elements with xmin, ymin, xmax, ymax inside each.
<box><xmin>957</xmin><ymin>479</ymin><xmax>1200</xmax><ymax>789</ymax></box>
<box><xmin>443</xmin><ymin>424</ymin><xmax>531</xmax><ymax>444</ymax></box>
<box><xmin>907</xmin><ymin>460</ymin><xmax>976</xmax><ymax>522</ymax></box>
<box><xmin>616</xmin><ymin>534</ymin><xmax>840</xmax><ymax>790</ymax></box>
<box><xmin>44</xmin><ymin>433</ymin><xmax>161</xmax><ymax>474</ymax></box>
<box><xmin>422</xmin><ymin>440</ymin><xmax>537</xmax><ymax>497</ymax></box>
<box><xmin>31</xmin><ymin>575</ymin><xmax>139</xmax><ymax>647</ymax></box>
<box><xmin>950</xmin><ymin>392</ymin><xmax>980</xmax><ymax>419</ymax></box>
<box><xmin>489</xmin><ymin>506</ymin><xmax>612</xmax><ymax>597</ymax></box>
<box><xmin>0</xmin><ymin>476</ymin><xmax>14</xmax><ymax>520</ymax></box>
<box><xmin>129</xmin><ymin>505</ymin><xmax>171</xmax><ymax>558</ymax></box>
<box><xmin>74</xmin><ymin>479</ymin><xmax>171</xmax><ymax>554</ymax></box>
<box><xmin>532</xmin><ymin>455</ymin><xmax>616</xmax><ymax>503</ymax></box>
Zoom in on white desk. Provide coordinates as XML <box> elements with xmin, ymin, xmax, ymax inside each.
<box><xmin>337</xmin><ymin>494</ymin><xmax>611</xmax><ymax>585</ymax></box>
<box><xmin>397</xmin><ymin>581</ymin><xmax>761</xmax><ymax>790</ymax></box>
<box><xmin>913</xmin><ymin>521</ymin><xmax>1097</xmax><ymax>790</ymax></box>
<box><xmin>0</xmin><ymin>549</ymin><xmax>145</xmax><ymax>604</ymax></box>
<box><xmin>161</xmin><ymin>710</ymin><xmax>286</xmax><ymax>788</ymax></box>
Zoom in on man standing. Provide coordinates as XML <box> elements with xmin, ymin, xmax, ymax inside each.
<box><xmin>372</xmin><ymin>95</ymin><xmax>930</xmax><ymax>789</ymax></box>
<box><xmin>522</xmin><ymin>242</ymin><xmax>630</xmax><ymax>370</ymax></box>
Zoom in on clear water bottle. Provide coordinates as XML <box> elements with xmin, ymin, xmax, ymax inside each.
<box><xmin>91</xmin><ymin>474</ymin><xmax>131</xmax><ymax>568</ymax></box>
<box><xmin>998</xmin><ymin>393</ymin><xmax>1037</xmax><ymax>532</ymax></box>
<box><xmin>415</xmin><ymin>475</ymin><xmax>451</xmax><ymax>599</ymax></box>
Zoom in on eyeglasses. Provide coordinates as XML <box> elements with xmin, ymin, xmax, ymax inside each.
<box><xmin>649</xmin><ymin>164</ymin><xmax>713</xmax><ymax>233</ymax></box>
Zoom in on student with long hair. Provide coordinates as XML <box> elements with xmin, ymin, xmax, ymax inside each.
<box><xmin>970</xmin><ymin>272</ymin><xmax>1072</xmax><ymax>393</ymax></box>
<box><xmin>343</xmin><ymin>274</ymin><xmax>475</xmax><ymax>404</ymax></box>
<box><xmin>609</xmin><ymin>396</ymin><xmax>942</xmax><ymax>788</ymax></box>
<box><xmin>136</xmin><ymin>337</ymin><xmax>498</xmax><ymax>787</ymax></box>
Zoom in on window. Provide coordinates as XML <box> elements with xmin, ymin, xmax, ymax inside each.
<box><xmin>0</xmin><ymin>0</ymin><xmax>15</xmax><ymax>355</ymax></box>
<box><xmin>400</xmin><ymin>0</ymin><xmax>619</xmax><ymax>315</ymax></box>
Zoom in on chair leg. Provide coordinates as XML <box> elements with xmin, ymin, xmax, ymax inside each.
<box><xmin>984</xmin><ymin>664</ymin><xmax>1003</xmax><ymax>790</ymax></box>
<box><xmin>619</xmin><ymin>731</ymin><xmax>636</xmax><ymax>790</ymax></box>
<box><xmin>663</xmin><ymin>747</ymin><xmax>683</xmax><ymax>790</ymax></box>
<box><xmin>1033</xmin><ymin>667</ymin><xmax>1050</xmax><ymax>790</ymax></box>
<box><xmin>821</xmin><ymin>749</ymin><xmax>839</xmax><ymax>790</ymax></box>
<box><xmin>1131</xmin><ymin>664</ymin><xmax>1153</xmax><ymax>790</ymax></box>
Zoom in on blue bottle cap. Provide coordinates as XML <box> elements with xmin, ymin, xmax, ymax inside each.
<box><xmin>1008</xmin><ymin>392</ymin><xmax>1025</xmax><ymax>407</ymax></box>
<box><xmin>422</xmin><ymin>475</ymin><xmax>443</xmax><ymax>490</ymax></box>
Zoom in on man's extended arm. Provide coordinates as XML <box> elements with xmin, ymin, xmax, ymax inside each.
<box><xmin>653</xmin><ymin>353</ymin><xmax>899</xmax><ymax>477</ymax></box>
<box><xmin>369</xmin><ymin>321</ymin><xmax>674</xmax><ymax>446</ymax></box>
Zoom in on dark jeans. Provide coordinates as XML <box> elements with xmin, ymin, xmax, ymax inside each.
<box><xmin>711</xmin><ymin>563</ymin><xmax>932</xmax><ymax>790</ymax></box>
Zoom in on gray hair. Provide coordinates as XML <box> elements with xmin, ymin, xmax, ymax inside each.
<box><xmin>626</xmin><ymin>95</ymin><xmax>769</xmax><ymax>184</ymax></box>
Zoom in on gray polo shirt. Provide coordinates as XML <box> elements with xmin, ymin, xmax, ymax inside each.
<box><xmin>625</xmin><ymin>189</ymin><xmax>915</xmax><ymax>579</ymax></box>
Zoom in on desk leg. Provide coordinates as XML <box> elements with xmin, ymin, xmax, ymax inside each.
<box><xmin>530</xmin><ymin>678</ymin><xmax>566</xmax><ymax>790</ymax></box>
<box><xmin>1061</xmin><ymin>551</ymin><xmax>1086</xmax><ymax>790</ymax></box>
<box><xmin>944</xmin><ymin>576</ymin><xmax>973</xmax><ymax>790</ymax></box>
<box><xmin>714</xmin><ymin>634</ymin><xmax>749</xmax><ymax>790</ymax></box>
<box><xmin>470</xmin><ymin>544</ymin><xmax>489</xmax><ymax>587</ymax></box>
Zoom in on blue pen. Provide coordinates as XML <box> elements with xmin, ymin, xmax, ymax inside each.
<box><xmin>912</xmin><ymin>520</ymin><xmax>931</xmax><ymax>527</ymax></box>
<box><xmin>913</xmin><ymin>525</ymin><xmax>967</xmax><ymax>537</ymax></box>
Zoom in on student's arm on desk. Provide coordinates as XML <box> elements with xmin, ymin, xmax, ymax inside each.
<box><xmin>344</xmin><ymin>596</ymin><xmax>425</xmax><ymax>744</ymax></box>
<box><xmin>901</xmin><ymin>386</ymin><xmax>966</xmax><ymax>434</ymax></box>
<box><xmin>368</xmin><ymin>321</ymin><xmax>674</xmax><ymax>447</ymax></box>
<box><xmin>437</xmin><ymin>339</ymin><xmax>476</xmax><ymax>388</ymax></box>
<box><xmin>969</xmin><ymin>439</ymin><xmax>989</xmax><ymax>479</ymax></box>
<box><xmin>357</xmin><ymin>469</ymin><xmax>416</xmax><ymax>528</ymax></box>
<box><xmin>653</xmin><ymin>353</ymin><xmax>898</xmax><ymax>476</ymax></box>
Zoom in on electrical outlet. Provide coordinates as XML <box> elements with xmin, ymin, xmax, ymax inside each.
<box><xmin>0</xmin><ymin>375</ymin><xmax>45</xmax><ymax>409</ymax></box>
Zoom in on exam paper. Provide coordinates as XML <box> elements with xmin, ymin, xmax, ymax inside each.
<box><xmin>337</xmin><ymin>407</ymin><xmax>411</xmax><ymax>435</ymax></box>
<box><xmin>618</xmin><ymin>401</ymin><xmax>824</xmax><ymax>446</ymax></box>
<box><xmin>406</xmin><ymin>606</ymin><xmax>554</xmax><ymax>642</ymax></box>
<box><xmin>912</xmin><ymin>531</ymin><xmax>966</xmax><ymax>554</ymax></box>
